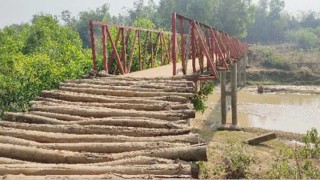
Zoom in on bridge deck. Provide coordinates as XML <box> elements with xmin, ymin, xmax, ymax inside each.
<box><xmin>122</xmin><ymin>59</ymin><xmax>206</xmax><ymax>78</ymax></box>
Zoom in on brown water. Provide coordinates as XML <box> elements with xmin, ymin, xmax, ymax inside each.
<box><xmin>204</xmin><ymin>88</ymin><xmax>320</xmax><ymax>134</ymax></box>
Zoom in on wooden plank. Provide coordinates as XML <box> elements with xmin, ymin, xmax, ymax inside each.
<box><xmin>245</xmin><ymin>132</ymin><xmax>277</xmax><ymax>145</ymax></box>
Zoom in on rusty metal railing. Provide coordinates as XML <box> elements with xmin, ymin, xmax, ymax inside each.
<box><xmin>89</xmin><ymin>13</ymin><xmax>248</xmax><ymax>78</ymax></box>
<box><xmin>171</xmin><ymin>13</ymin><xmax>249</xmax><ymax>80</ymax></box>
<box><xmin>89</xmin><ymin>21</ymin><xmax>172</xmax><ymax>75</ymax></box>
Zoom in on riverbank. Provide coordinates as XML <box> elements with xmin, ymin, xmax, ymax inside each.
<box><xmin>193</xmin><ymin>85</ymin><xmax>320</xmax><ymax>179</ymax></box>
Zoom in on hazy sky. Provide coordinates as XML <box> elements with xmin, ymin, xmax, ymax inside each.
<box><xmin>0</xmin><ymin>0</ymin><xmax>320</xmax><ymax>28</ymax></box>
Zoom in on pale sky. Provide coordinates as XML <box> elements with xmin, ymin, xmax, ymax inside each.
<box><xmin>0</xmin><ymin>0</ymin><xmax>320</xmax><ymax>28</ymax></box>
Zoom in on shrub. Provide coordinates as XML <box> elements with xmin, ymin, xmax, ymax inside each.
<box><xmin>191</xmin><ymin>82</ymin><xmax>215</xmax><ymax>113</ymax></box>
<box><xmin>0</xmin><ymin>15</ymin><xmax>91</xmax><ymax>114</ymax></box>
<box><xmin>224</xmin><ymin>144</ymin><xmax>254</xmax><ymax>179</ymax></box>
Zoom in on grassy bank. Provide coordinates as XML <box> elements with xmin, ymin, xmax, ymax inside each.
<box><xmin>194</xmin><ymin>129</ymin><xmax>320</xmax><ymax>179</ymax></box>
<box><xmin>247</xmin><ymin>44</ymin><xmax>320</xmax><ymax>85</ymax></box>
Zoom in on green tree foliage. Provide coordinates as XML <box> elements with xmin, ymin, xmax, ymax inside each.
<box><xmin>156</xmin><ymin>0</ymin><xmax>255</xmax><ymax>38</ymax></box>
<box><xmin>286</xmin><ymin>28</ymin><xmax>320</xmax><ymax>50</ymax></box>
<box><xmin>0</xmin><ymin>15</ymin><xmax>91</xmax><ymax>114</ymax></box>
<box><xmin>247</xmin><ymin>0</ymin><xmax>289</xmax><ymax>43</ymax></box>
<box><xmin>61</xmin><ymin>4</ymin><xmax>112</xmax><ymax>48</ymax></box>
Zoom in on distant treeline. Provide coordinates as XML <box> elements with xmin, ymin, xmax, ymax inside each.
<box><xmin>59</xmin><ymin>0</ymin><xmax>320</xmax><ymax>50</ymax></box>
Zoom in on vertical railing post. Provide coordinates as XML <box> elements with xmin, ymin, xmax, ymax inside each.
<box><xmin>191</xmin><ymin>21</ymin><xmax>196</xmax><ymax>73</ymax></box>
<box><xmin>179</xmin><ymin>16</ymin><xmax>185</xmax><ymax>74</ymax></box>
<box><xmin>172</xmin><ymin>13</ymin><xmax>177</xmax><ymax>76</ymax></box>
<box><xmin>138</xmin><ymin>31</ymin><xmax>141</xmax><ymax>70</ymax></box>
<box><xmin>121</xmin><ymin>28</ymin><xmax>126</xmax><ymax>74</ymax></box>
<box><xmin>89</xmin><ymin>20</ymin><xmax>97</xmax><ymax>71</ymax></box>
<box><xmin>102</xmin><ymin>25</ymin><xmax>108</xmax><ymax>73</ymax></box>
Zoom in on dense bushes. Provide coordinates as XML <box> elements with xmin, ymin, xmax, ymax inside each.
<box><xmin>257</xmin><ymin>48</ymin><xmax>291</xmax><ymax>70</ymax></box>
<box><xmin>285</xmin><ymin>28</ymin><xmax>320</xmax><ymax>50</ymax></box>
<box><xmin>0</xmin><ymin>15</ymin><xmax>91</xmax><ymax>114</ymax></box>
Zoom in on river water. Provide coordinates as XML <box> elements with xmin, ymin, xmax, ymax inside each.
<box><xmin>204</xmin><ymin>87</ymin><xmax>320</xmax><ymax>134</ymax></box>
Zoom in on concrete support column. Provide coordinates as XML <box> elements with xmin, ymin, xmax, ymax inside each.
<box><xmin>220</xmin><ymin>71</ymin><xmax>227</xmax><ymax>125</ymax></box>
<box><xmin>237</xmin><ymin>60</ymin><xmax>242</xmax><ymax>87</ymax></box>
<box><xmin>231</xmin><ymin>63</ymin><xmax>238</xmax><ymax>126</ymax></box>
<box><xmin>244</xmin><ymin>54</ymin><xmax>248</xmax><ymax>85</ymax></box>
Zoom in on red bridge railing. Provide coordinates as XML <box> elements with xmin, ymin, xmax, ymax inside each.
<box><xmin>89</xmin><ymin>13</ymin><xmax>248</xmax><ymax>78</ymax></box>
<box><xmin>171</xmin><ymin>13</ymin><xmax>249</xmax><ymax>79</ymax></box>
<box><xmin>89</xmin><ymin>21</ymin><xmax>172</xmax><ymax>74</ymax></box>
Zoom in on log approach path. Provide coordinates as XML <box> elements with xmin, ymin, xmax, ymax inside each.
<box><xmin>0</xmin><ymin>73</ymin><xmax>206</xmax><ymax>179</ymax></box>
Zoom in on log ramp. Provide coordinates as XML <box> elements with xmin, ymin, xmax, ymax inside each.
<box><xmin>0</xmin><ymin>76</ymin><xmax>207</xmax><ymax>179</ymax></box>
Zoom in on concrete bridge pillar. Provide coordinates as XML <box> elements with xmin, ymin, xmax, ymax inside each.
<box><xmin>243</xmin><ymin>54</ymin><xmax>248</xmax><ymax>85</ymax></box>
<box><xmin>237</xmin><ymin>59</ymin><xmax>242</xmax><ymax>86</ymax></box>
<box><xmin>220</xmin><ymin>71</ymin><xmax>227</xmax><ymax>125</ymax></box>
<box><xmin>231</xmin><ymin>62</ymin><xmax>238</xmax><ymax>126</ymax></box>
<box><xmin>219</xmin><ymin>62</ymin><xmax>238</xmax><ymax>128</ymax></box>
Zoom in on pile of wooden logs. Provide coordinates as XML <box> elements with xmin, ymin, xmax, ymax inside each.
<box><xmin>0</xmin><ymin>76</ymin><xmax>207</xmax><ymax>179</ymax></box>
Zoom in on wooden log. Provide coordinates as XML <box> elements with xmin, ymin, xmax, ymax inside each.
<box><xmin>0</xmin><ymin>142</ymin><xmax>206</xmax><ymax>163</ymax></box>
<box><xmin>25</xmin><ymin>111</ymin><xmax>189</xmax><ymax>129</ymax></box>
<box><xmin>31</xmin><ymin>100</ymin><xmax>171</xmax><ymax>111</ymax></box>
<box><xmin>34</xmin><ymin>98</ymin><xmax>193</xmax><ymax>111</ymax></box>
<box><xmin>41</xmin><ymin>90</ymin><xmax>183</xmax><ymax>104</ymax></box>
<box><xmin>41</xmin><ymin>142</ymin><xmax>188</xmax><ymax>153</ymax></box>
<box><xmin>3</xmin><ymin>112</ymin><xmax>68</xmax><ymax>124</ymax></box>
<box><xmin>0</xmin><ymin>174</ymin><xmax>191</xmax><ymax>180</ymax></box>
<box><xmin>97</xmin><ymin>72</ymin><xmax>197</xmax><ymax>81</ymax></box>
<box><xmin>0</xmin><ymin>135</ymin><xmax>39</xmax><ymax>146</ymax></box>
<box><xmin>0</xmin><ymin>156</ymin><xmax>177</xmax><ymax>166</ymax></box>
<box><xmin>0</xmin><ymin>157</ymin><xmax>31</xmax><ymax>164</ymax></box>
<box><xmin>30</xmin><ymin>110</ymin><xmax>87</xmax><ymax>121</ymax></box>
<box><xmin>0</xmin><ymin>126</ymin><xmax>202</xmax><ymax>144</ymax></box>
<box><xmin>65</xmin><ymin>78</ymin><xmax>194</xmax><ymax>87</ymax></box>
<box><xmin>75</xmin><ymin>118</ymin><xmax>188</xmax><ymax>129</ymax></box>
<box><xmin>111</xmin><ymin>144</ymin><xmax>207</xmax><ymax>162</ymax></box>
<box><xmin>28</xmin><ymin>111</ymin><xmax>188</xmax><ymax>128</ymax></box>
<box><xmin>0</xmin><ymin>121</ymin><xmax>191</xmax><ymax>136</ymax></box>
<box><xmin>0</xmin><ymin>163</ymin><xmax>192</xmax><ymax>176</ymax></box>
<box><xmin>98</xmin><ymin>156</ymin><xmax>180</xmax><ymax>165</ymax></box>
<box><xmin>59</xmin><ymin>86</ymin><xmax>193</xmax><ymax>98</ymax></box>
<box><xmin>245</xmin><ymin>132</ymin><xmax>277</xmax><ymax>145</ymax></box>
<box><xmin>30</xmin><ymin>105</ymin><xmax>194</xmax><ymax>120</ymax></box>
<box><xmin>61</xmin><ymin>82</ymin><xmax>195</xmax><ymax>93</ymax></box>
<box><xmin>0</xmin><ymin>135</ymin><xmax>187</xmax><ymax>153</ymax></box>
<box><xmin>73</xmin><ymin>78</ymin><xmax>195</xmax><ymax>86</ymax></box>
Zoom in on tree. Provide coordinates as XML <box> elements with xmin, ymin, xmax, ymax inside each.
<box><xmin>62</xmin><ymin>4</ymin><xmax>112</xmax><ymax>48</ymax></box>
<box><xmin>0</xmin><ymin>15</ymin><xmax>91</xmax><ymax>113</ymax></box>
<box><xmin>156</xmin><ymin>0</ymin><xmax>255</xmax><ymax>38</ymax></box>
<box><xmin>246</xmin><ymin>0</ymin><xmax>288</xmax><ymax>43</ymax></box>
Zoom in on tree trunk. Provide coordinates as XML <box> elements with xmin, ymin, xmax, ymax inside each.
<box><xmin>0</xmin><ymin>121</ymin><xmax>190</xmax><ymax>136</ymax></box>
<box><xmin>59</xmin><ymin>86</ymin><xmax>193</xmax><ymax>98</ymax></box>
<box><xmin>30</xmin><ymin>105</ymin><xmax>194</xmax><ymax>120</ymax></box>
<box><xmin>0</xmin><ymin>135</ymin><xmax>187</xmax><ymax>153</ymax></box>
<box><xmin>0</xmin><ymin>126</ymin><xmax>201</xmax><ymax>144</ymax></box>
<box><xmin>65</xmin><ymin>78</ymin><xmax>194</xmax><ymax>87</ymax></box>
<box><xmin>31</xmin><ymin>100</ymin><xmax>172</xmax><ymax>111</ymax></box>
<box><xmin>0</xmin><ymin>163</ymin><xmax>192</xmax><ymax>176</ymax></box>
<box><xmin>75</xmin><ymin>118</ymin><xmax>188</xmax><ymax>129</ymax></box>
<box><xmin>0</xmin><ymin>143</ymin><xmax>206</xmax><ymax>163</ymax></box>
<box><xmin>0</xmin><ymin>174</ymin><xmax>192</xmax><ymax>179</ymax></box>
<box><xmin>61</xmin><ymin>82</ymin><xmax>195</xmax><ymax>93</ymax></box>
<box><xmin>3</xmin><ymin>112</ymin><xmax>68</xmax><ymax>124</ymax></box>
<box><xmin>41</xmin><ymin>90</ymin><xmax>184</xmax><ymax>104</ymax></box>
<box><xmin>30</xmin><ymin>110</ymin><xmax>87</xmax><ymax>121</ymax></box>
